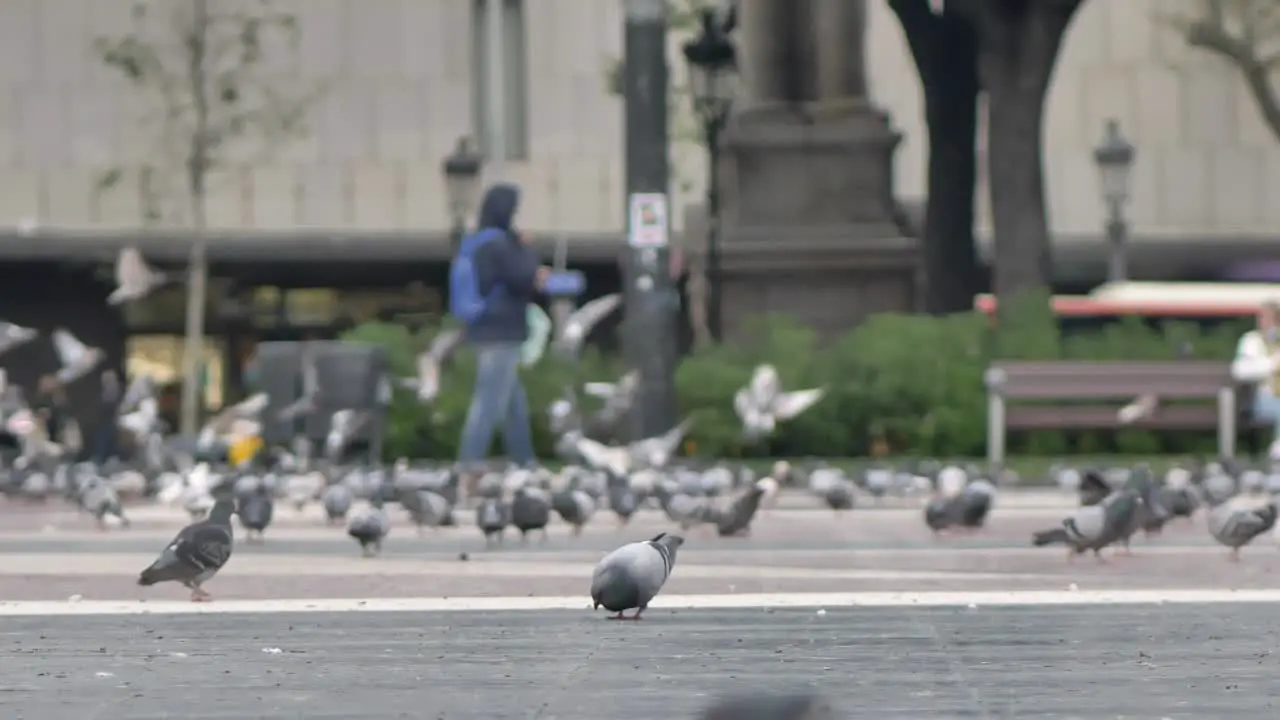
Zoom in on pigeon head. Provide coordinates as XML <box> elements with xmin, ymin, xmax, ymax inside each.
<box><xmin>650</xmin><ymin>532</ymin><xmax>685</xmax><ymax>553</ymax></box>
<box><xmin>210</xmin><ymin>497</ymin><xmax>237</xmax><ymax>524</ymax></box>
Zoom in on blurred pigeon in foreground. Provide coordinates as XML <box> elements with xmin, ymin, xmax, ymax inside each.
<box><xmin>700</xmin><ymin>693</ymin><xmax>838</xmax><ymax>720</ymax></box>
<box><xmin>0</xmin><ymin>321</ymin><xmax>37</xmax><ymax>356</ymax></box>
<box><xmin>591</xmin><ymin>532</ymin><xmax>683</xmax><ymax>620</ymax></box>
<box><xmin>347</xmin><ymin>497</ymin><xmax>390</xmax><ymax>557</ymax></box>
<box><xmin>51</xmin><ymin>328</ymin><xmax>105</xmax><ymax>385</ymax></box>
<box><xmin>555</xmin><ymin>293</ymin><xmax>622</xmax><ymax>358</ymax></box>
<box><xmin>108</xmin><ymin>246</ymin><xmax>173</xmax><ymax>305</ymax></box>
<box><xmin>1207</xmin><ymin>499</ymin><xmax>1277</xmax><ymax>562</ymax></box>
<box><xmin>137</xmin><ymin>497</ymin><xmax>235</xmax><ymax>602</ymax></box>
<box><xmin>734</xmin><ymin>364</ymin><xmax>824</xmax><ymax>440</ymax></box>
<box><xmin>399</xmin><ymin>328</ymin><xmax>464</xmax><ymax>403</ymax></box>
<box><xmin>583</xmin><ymin>370</ymin><xmax>639</xmax><ymax>427</ymax></box>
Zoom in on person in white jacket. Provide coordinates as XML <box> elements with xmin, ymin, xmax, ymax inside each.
<box><xmin>1231</xmin><ymin>301</ymin><xmax>1280</xmax><ymax>439</ymax></box>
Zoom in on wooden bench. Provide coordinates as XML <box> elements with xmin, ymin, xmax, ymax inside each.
<box><xmin>984</xmin><ymin>361</ymin><xmax>1240</xmax><ymax>468</ymax></box>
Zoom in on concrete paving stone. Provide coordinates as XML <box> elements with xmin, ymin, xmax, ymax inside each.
<box><xmin>0</xmin><ymin>605</ymin><xmax>1276</xmax><ymax>718</ymax></box>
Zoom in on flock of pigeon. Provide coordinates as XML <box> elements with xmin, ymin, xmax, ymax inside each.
<box><xmin>1038</xmin><ymin>461</ymin><xmax>1280</xmax><ymax>562</ymax></box>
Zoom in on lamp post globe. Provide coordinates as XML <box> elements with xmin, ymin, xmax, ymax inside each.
<box><xmin>442</xmin><ymin>136</ymin><xmax>483</xmax><ymax>248</ymax></box>
<box><xmin>1093</xmin><ymin>118</ymin><xmax>1134</xmax><ymax>209</ymax></box>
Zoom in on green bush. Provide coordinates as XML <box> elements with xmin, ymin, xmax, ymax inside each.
<box><xmin>344</xmin><ymin>302</ymin><xmax>1250</xmax><ymax>461</ymax></box>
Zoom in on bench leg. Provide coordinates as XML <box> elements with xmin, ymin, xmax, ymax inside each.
<box><xmin>987</xmin><ymin>391</ymin><xmax>1005</xmax><ymax>477</ymax></box>
<box><xmin>1217</xmin><ymin>386</ymin><xmax>1236</xmax><ymax>460</ymax></box>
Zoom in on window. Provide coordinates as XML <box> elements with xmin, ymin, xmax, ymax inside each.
<box><xmin>126</xmin><ymin>335</ymin><xmax>226</xmax><ymax>411</ymax></box>
<box><xmin>471</xmin><ymin>0</ymin><xmax>529</xmax><ymax>161</ymax></box>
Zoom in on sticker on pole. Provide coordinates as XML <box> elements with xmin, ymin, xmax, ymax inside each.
<box><xmin>627</xmin><ymin>193</ymin><xmax>669</xmax><ymax>248</ymax></box>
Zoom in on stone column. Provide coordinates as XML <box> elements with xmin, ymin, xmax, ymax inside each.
<box><xmin>736</xmin><ymin>0</ymin><xmax>789</xmax><ymax>104</ymax></box>
<box><xmin>812</xmin><ymin>0</ymin><xmax>867</xmax><ymax>103</ymax></box>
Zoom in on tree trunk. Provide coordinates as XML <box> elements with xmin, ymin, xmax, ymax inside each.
<box><xmin>959</xmin><ymin>0</ymin><xmax>1082</xmax><ymax>307</ymax></box>
<box><xmin>891</xmin><ymin>0</ymin><xmax>982</xmax><ymax>314</ymax></box>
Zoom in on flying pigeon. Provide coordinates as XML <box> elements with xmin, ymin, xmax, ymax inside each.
<box><xmin>399</xmin><ymin>328</ymin><xmax>464</xmax><ymax>403</ymax></box>
<box><xmin>1207</xmin><ymin>499</ymin><xmax>1278</xmax><ymax>561</ymax></box>
<box><xmin>51</xmin><ymin>328</ymin><xmax>105</xmax><ymax>385</ymax></box>
<box><xmin>137</xmin><ymin>496</ymin><xmax>235</xmax><ymax>602</ymax></box>
<box><xmin>584</xmin><ymin>370</ymin><xmax>640</xmax><ymax>428</ymax></box>
<box><xmin>108</xmin><ymin>246</ymin><xmax>172</xmax><ymax>305</ymax></box>
<box><xmin>591</xmin><ymin>532</ymin><xmax>684</xmax><ymax>620</ymax></box>
<box><xmin>555</xmin><ymin>293</ymin><xmax>622</xmax><ymax>358</ymax></box>
<box><xmin>78</xmin><ymin>476</ymin><xmax>130</xmax><ymax>530</ymax></box>
<box><xmin>198</xmin><ymin>393</ymin><xmax>269</xmax><ymax>450</ymax></box>
<box><xmin>0</xmin><ymin>321</ymin><xmax>37</xmax><ymax>356</ymax></box>
<box><xmin>629</xmin><ymin>417</ymin><xmax>695</xmax><ymax>470</ymax></box>
<box><xmin>325</xmin><ymin>409</ymin><xmax>368</xmax><ymax>462</ymax></box>
<box><xmin>1031</xmin><ymin>491</ymin><xmax>1138</xmax><ymax>563</ymax></box>
<box><xmin>277</xmin><ymin>344</ymin><xmax>321</xmax><ymax>421</ymax></box>
<box><xmin>733</xmin><ymin>365</ymin><xmax>824</xmax><ymax>440</ymax></box>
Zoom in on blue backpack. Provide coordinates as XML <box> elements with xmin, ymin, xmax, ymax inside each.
<box><xmin>448</xmin><ymin>228</ymin><xmax>504</xmax><ymax>324</ymax></box>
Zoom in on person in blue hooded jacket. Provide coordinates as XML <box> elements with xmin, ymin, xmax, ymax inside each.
<box><xmin>456</xmin><ymin>183</ymin><xmax>549</xmax><ymax>472</ymax></box>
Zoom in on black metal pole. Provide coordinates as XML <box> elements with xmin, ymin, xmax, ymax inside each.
<box><xmin>450</xmin><ymin>218</ymin><xmax>465</xmax><ymax>253</ymax></box>
<box><xmin>706</xmin><ymin>120</ymin><xmax>723</xmax><ymax>341</ymax></box>
<box><xmin>622</xmin><ymin>0</ymin><xmax>677</xmax><ymax>440</ymax></box>
<box><xmin>1106</xmin><ymin>209</ymin><xmax>1126</xmax><ymax>283</ymax></box>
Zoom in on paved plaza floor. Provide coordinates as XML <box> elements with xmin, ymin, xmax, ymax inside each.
<box><xmin>0</xmin><ymin>492</ymin><xmax>1278</xmax><ymax>718</ymax></box>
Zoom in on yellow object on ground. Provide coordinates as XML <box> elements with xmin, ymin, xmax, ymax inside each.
<box><xmin>229</xmin><ymin>435</ymin><xmax>264</xmax><ymax>466</ymax></box>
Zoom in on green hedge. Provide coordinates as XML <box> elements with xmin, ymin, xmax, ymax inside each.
<box><xmin>344</xmin><ymin>293</ymin><xmax>1250</xmax><ymax>461</ymax></box>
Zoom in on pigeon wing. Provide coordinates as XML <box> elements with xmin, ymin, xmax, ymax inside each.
<box><xmin>119</xmin><ymin>375</ymin><xmax>156</xmax><ymax>415</ymax></box>
<box><xmin>583</xmin><ymin>382</ymin><xmax>617</xmax><ymax>399</ymax></box>
<box><xmin>428</xmin><ymin>328</ymin><xmax>464</xmax><ymax>363</ymax></box>
<box><xmin>568</xmin><ymin>293</ymin><xmax>622</xmax><ymax>337</ymax></box>
<box><xmin>414</xmin><ymin>351</ymin><xmax>441</xmax><ymax>402</ymax></box>
<box><xmin>51</xmin><ymin>329</ymin><xmax>87</xmax><ymax>368</ymax></box>
<box><xmin>772</xmin><ymin>387</ymin><xmax>825</xmax><ymax>421</ymax></box>
<box><xmin>732</xmin><ymin>387</ymin><xmax>755</xmax><ymax>422</ymax></box>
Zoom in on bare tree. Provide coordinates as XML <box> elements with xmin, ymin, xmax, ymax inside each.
<box><xmin>952</xmin><ymin>0</ymin><xmax>1086</xmax><ymax>306</ymax></box>
<box><xmin>96</xmin><ymin>0</ymin><xmax>320</xmax><ymax>434</ymax></box>
<box><xmin>1170</xmin><ymin>0</ymin><xmax>1280</xmax><ymax>142</ymax></box>
<box><xmin>889</xmin><ymin>0</ymin><xmax>982</xmax><ymax>314</ymax></box>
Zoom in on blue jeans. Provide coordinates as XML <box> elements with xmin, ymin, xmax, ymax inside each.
<box><xmin>457</xmin><ymin>342</ymin><xmax>535</xmax><ymax>467</ymax></box>
<box><xmin>1254</xmin><ymin>388</ymin><xmax>1280</xmax><ymax>440</ymax></box>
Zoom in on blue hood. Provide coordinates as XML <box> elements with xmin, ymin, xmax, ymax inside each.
<box><xmin>476</xmin><ymin>184</ymin><xmax>520</xmax><ymax>231</ymax></box>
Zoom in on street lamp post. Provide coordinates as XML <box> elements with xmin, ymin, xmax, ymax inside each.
<box><xmin>442</xmin><ymin>136</ymin><xmax>484</xmax><ymax>252</ymax></box>
<box><xmin>682</xmin><ymin>9</ymin><xmax>737</xmax><ymax>341</ymax></box>
<box><xmin>1093</xmin><ymin>119</ymin><xmax>1135</xmax><ymax>283</ymax></box>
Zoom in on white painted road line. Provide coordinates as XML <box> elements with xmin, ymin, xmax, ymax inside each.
<box><xmin>2</xmin><ymin>589</ymin><xmax>1280</xmax><ymax>616</ymax></box>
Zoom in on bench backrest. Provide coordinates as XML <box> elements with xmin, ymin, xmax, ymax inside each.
<box><xmin>988</xmin><ymin>361</ymin><xmax>1233</xmax><ymax>400</ymax></box>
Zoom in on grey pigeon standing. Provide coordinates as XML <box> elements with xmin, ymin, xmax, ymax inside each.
<box><xmin>137</xmin><ymin>497</ymin><xmax>235</xmax><ymax>602</ymax></box>
<box><xmin>716</xmin><ymin>483</ymin><xmax>767</xmax><ymax>537</ymax></box>
<box><xmin>1207</xmin><ymin>501</ymin><xmax>1278</xmax><ymax>561</ymax></box>
<box><xmin>79</xmin><ymin>476</ymin><xmax>130</xmax><ymax>530</ymax></box>
<box><xmin>322</xmin><ymin>483</ymin><xmax>354</xmax><ymax>525</ymax></box>
<box><xmin>510</xmin><ymin>486</ymin><xmax>552</xmax><ymax>543</ymax></box>
<box><xmin>591</xmin><ymin>532</ymin><xmax>684</xmax><ymax>620</ymax></box>
<box><xmin>236</xmin><ymin>486</ymin><xmax>274</xmax><ymax>544</ymax></box>
<box><xmin>552</xmin><ymin>488</ymin><xmax>596</xmax><ymax>536</ymax></box>
<box><xmin>405</xmin><ymin>489</ymin><xmax>452</xmax><ymax>535</ymax></box>
<box><xmin>1031</xmin><ymin>491</ymin><xmax>1138</xmax><ymax>563</ymax></box>
<box><xmin>607</xmin><ymin>478</ymin><xmax>639</xmax><ymax>526</ymax></box>
<box><xmin>476</xmin><ymin>497</ymin><xmax>509</xmax><ymax>548</ymax></box>
<box><xmin>347</xmin><ymin>497</ymin><xmax>391</xmax><ymax>557</ymax></box>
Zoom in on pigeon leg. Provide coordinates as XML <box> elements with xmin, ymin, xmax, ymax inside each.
<box><xmin>572</xmin><ymin>524</ymin><xmax>583</xmax><ymax>537</ymax></box>
<box><xmin>1093</xmin><ymin>549</ymin><xmax>1108</xmax><ymax>564</ymax></box>
<box><xmin>540</xmin><ymin>528</ymin><xmax>549</xmax><ymax>543</ymax></box>
<box><xmin>630</xmin><ymin>608</ymin><xmax>645</xmax><ymax>620</ymax></box>
<box><xmin>607</xmin><ymin>611</ymin><xmax>627</xmax><ymax>620</ymax></box>
<box><xmin>190</xmin><ymin>587</ymin><xmax>212</xmax><ymax>602</ymax></box>
<box><xmin>1065</xmin><ymin>549</ymin><xmax>1076</xmax><ymax>563</ymax></box>
<box><xmin>416</xmin><ymin>524</ymin><xmax>426</xmax><ymax>537</ymax></box>
<box><xmin>1229</xmin><ymin>547</ymin><xmax>1241</xmax><ymax>563</ymax></box>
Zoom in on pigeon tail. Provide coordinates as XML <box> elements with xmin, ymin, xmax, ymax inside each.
<box><xmin>1032</xmin><ymin>527</ymin><xmax>1070</xmax><ymax>546</ymax></box>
